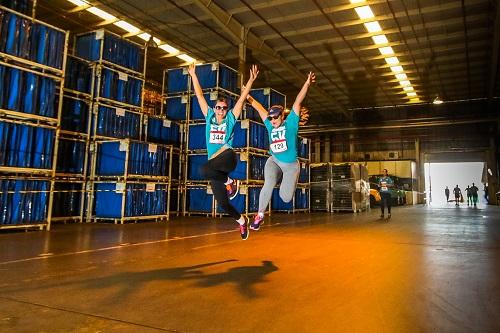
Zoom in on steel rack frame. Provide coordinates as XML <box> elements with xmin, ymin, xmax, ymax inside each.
<box><xmin>73</xmin><ymin>29</ymin><xmax>147</xmax><ymax>78</ymax></box>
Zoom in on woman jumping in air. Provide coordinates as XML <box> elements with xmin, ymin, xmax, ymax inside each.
<box><xmin>188</xmin><ymin>64</ymin><xmax>259</xmax><ymax>240</ymax></box>
<box><xmin>245</xmin><ymin>71</ymin><xmax>315</xmax><ymax>230</ymax></box>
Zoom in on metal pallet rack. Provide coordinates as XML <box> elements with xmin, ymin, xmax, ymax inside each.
<box><xmin>0</xmin><ymin>4</ymin><xmax>68</xmax><ymax>230</ymax></box>
<box><xmin>52</xmin><ymin>55</ymin><xmax>95</xmax><ymax>223</ymax></box>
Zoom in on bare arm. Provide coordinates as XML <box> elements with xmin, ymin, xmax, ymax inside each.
<box><xmin>293</xmin><ymin>72</ymin><xmax>315</xmax><ymax>115</ymax></box>
<box><xmin>232</xmin><ymin>65</ymin><xmax>259</xmax><ymax>119</ymax></box>
<box><xmin>187</xmin><ymin>64</ymin><xmax>209</xmax><ymax>117</ymax></box>
<box><xmin>246</xmin><ymin>93</ymin><xmax>268</xmax><ymax>122</ymax></box>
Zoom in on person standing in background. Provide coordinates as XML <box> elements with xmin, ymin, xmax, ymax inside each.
<box><xmin>470</xmin><ymin>183</ymin><xmax>479</xmax><ymax>207</ymax></box>
<box><xmin>379</xmin><ymin>169</ymin><xmax>394</xmax><ymax>219</ymax></box>
<box><xmin>453</xmin><ymin>185</ymin><xmax>461</xmax><ymax>206</ymax></box>
<box><xmin>445</xmin><ymin>186</ymin><xmax>450</xmax><ymax>203</ymax></box>
<box><xmin>464</xmin><ymin>185</ymin><xmax>472</xmax><ymax>206</ymax></box>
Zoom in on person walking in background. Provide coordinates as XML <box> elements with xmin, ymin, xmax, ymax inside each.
<box><xmin>378</xmin><ymin>169</ymin><xmax>394</xmax><ymax>219</ymax></box>
<box><xmin>470</xmin><ymin>183</ymin><xmax>479</xmax><ymax>207</ymax></box>
<box><xmin>464</xmin><ymin>185</ymin><xmax>472</xmax><ymax>206</ymax></box>
<box><xmin>453</xmin><ymin>185</ymin><xmax>461</xmax><ymax>206</ymax></box>
<box><xmin>484</xmin><ymin>185</ymin><xmax>489</xmax><ymax>202</ymax></box>
<box><xmin>445</xmin><ymin>186</ymin><xmax>450</xmax><ymax>202</ymax></box>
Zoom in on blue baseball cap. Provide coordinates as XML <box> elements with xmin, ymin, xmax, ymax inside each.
<box><xmin>268</xmin><ymin>105</ymin><xmax>284</xmax><ymax>117</ymax></box>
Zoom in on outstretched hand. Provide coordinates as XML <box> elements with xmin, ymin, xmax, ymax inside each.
<box><xmin>249</xmin><ymin>64</ymin><xmax>259</xmax><ymax>82</ymax></box>
<box><xmin>305</xmin><ymin>71</ymin><xmax>316</xmax><ymax>86</ymax></box>
<box><xmin>187</xmin><ymin>63</ymin><xmax>196</xmax><ymax>76</ymax></box>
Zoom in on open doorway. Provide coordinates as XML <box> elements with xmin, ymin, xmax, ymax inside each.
<box><xmin>424</xmin><ymin>162</ymin><xmax>485</xmax><ymax>206</ymax></box>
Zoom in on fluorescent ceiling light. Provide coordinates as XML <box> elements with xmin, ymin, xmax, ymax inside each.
<box><xmin>138</xmin><ymin>33</ymin><xmax>162</xmax><ymax>45</ymax></box>
<box><xmin>390</xmin><ymin>65</ymin><xmax>404</xmax><ymax>73</ymax></box>
<box><xmin>409</xmin><ymin>98</ymin><xmax>421</xmax><ymax>103</ymax></box>
<box><xmin>403</xmin><ymin>86</ymin><xmax>414</xmax><ymax>92</ymax></box>
<box><xmin>67</xmin><ymin>0</ymin><xmax>88</xmax><ymax>6</ymax></box>
<box><xmin>159</xmin><ymin>44</ymin><xmax>179</xmax><ymax>54</ymax></box>
<box><xmin>378</xmin><ymin>46</ymin><xmax>394</xmax><ymax>55</ymax></box>
<box><xmin>407</xmin><ymin>92</ymin><xmax>417</xmax><ymax>97</ymax></box>
<box><xmin>385</xmin><ymin>56</ymin><xmax>399</xmax><ymax>65</ymax></box>
<box><xmin>86</xmin><ymin>7</ymin><xmax>116</xmax><ymax>21</ymax></box>
<box><xmin>395</xmin><ymin>73</ymin><xmax>407</xmax><ymax>80</ymax></box>
<box><xmin>177</xmin><ymin>54</ymin><xmax>196</xmax><ymax>63</ymax></box>
<box><xmin>350</xmin><ymin>0</ymin><xmax>366</xmax><ymax>3</ymax></box>
<box><xmin>114</xmin><ymin>20</ymin><xmax>141</xmax><ymax>34</ymax></box>
<box><xmin>364</xmin><ymin>21</ymin><xmax>382</xmax><ymax>33</ymax></box>
<box><xmin>399</xmin><ymin>80</ymin><xmax>411</xmax><ymax>86</ymax></box>
<box><xmin>433</xmin><ymin>96</ymin><xmax>443</xmax><ymax>105</ymax></box>
<box><xmin>372</xmin><ymin>35</ymin><xmax>388</xmax><ymax>45</ymax></box>
<box><xmin>355</xmin><ymin>6</ymin><xmax>374</xmax><ymax>19</ymax></box>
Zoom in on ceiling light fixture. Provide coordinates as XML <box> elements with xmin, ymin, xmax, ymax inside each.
<box><xmin>433</xmin><ymin>96</ymin><xmax>443</xmax><ymax>105</ymax></box>
<box><xmin>86</xmin><ymin>7</ymin><xmax>116</xmax><ymax>21</ymax></box>
<box><xmin>407</xmin><ymin>92</ymin><xmax>417</xmax><ymax>97</ymax></box>
<box><xmin>113</xmin><ymin>20</ymin><xmax>141</xmax><ymax>34</ymax></box>
<box><xmin>378</xmin><ymin>46</ymin><xmax>394</xmax><ymax>55</ymax></box>
<box><xmin>364</xmin><ymin>21</ymin><xmax>382</xmax><ymax>33</ymax></box>
<box><xmin>177</xmin><ymin>54</ymin><xmax>196</xmax><ymax>63</ymax></box>
<box><xmin>395</xmin><ymin>73</ymin><xmax>407</xmax><ymax>80</ymax></box>
<box><xmin>403</xmin><ymin>86</ymin><xmax>414</xmax><ymax>92</ymax></box>
<box><xmin>67</xmin><ymin>0</ymin><xmax>88</xmax><ymax>6</ymax></box>
<box><xmin>159</xmin><ymin>44</ymin><xmax>179</xmax><ymax>54</ymax></box>
<box><xmin>384</xmin><ymin>56</ymin><xmax>399</xmax><ymax>65</ymax></box>
<box><xmin>355</xmin><ymin>6</ymin><xmax>374</xmax><ymax>19</ymax></box>
<box><xmin>350</xmin><ymin>0</ymin><xmax>366</xmax><ymax>3</ymax></box>
<box><xmin>399</xmin><ymin>80</ymin><xmax>411</xmax><ymax>86</ymax></box>
<box><xmin>390</xmin><ymin>65</ymin><xmax>404</xmax><ymax>73</ymax></box>
<box><xmin>372</xmin><ymin>35</ymin><xmax>388</xmax><ymax>45</ymax></box>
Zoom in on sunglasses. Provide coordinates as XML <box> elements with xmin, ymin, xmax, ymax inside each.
<box><xmin>215</xmin><ymin>105</ymin><xmax>228</xmax><ymax>110</ymax></box>
<box><xmin>267</xmin><ymin>115</ymin><xmax>281</xmax><ymax>120</ymax></box>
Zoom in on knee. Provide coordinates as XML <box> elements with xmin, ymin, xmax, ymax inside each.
<box><xmin>279</xmin><ymin>190</ymin><xmax>294</xmax><ymax>203</ymax></box>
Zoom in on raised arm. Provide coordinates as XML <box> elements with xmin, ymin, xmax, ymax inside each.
<box><xmin>187</xmin><ymin>64</ymin><xmax>209</xmax><ymax>117</ymax></box>
<box><xmin>292</xmin><ymin>72</ymin><xmax>315</xmax><ymax>115</ymax></box>
<box><xmin>232</xmin><ymin>65</ymin><xmax>259</xmax><ymax>119</ymax></box>
<box><xmin>246</xmin><ymin>93</ymin><xmax>268</xmax><ymax>122</ymax></box>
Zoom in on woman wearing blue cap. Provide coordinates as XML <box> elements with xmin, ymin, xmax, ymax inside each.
<box><xmin>188</xmin><ymin>64</ymin><xmax>259</xmax><ymax>240</ymax></box>
<box><xmin>246</xmin><ymin>71</ymin><xmax>315</xmax><ymax>230</ymax></box>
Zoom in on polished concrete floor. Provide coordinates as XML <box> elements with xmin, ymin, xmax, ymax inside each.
<box><xmin>0</xmin><ymin>204</ymin><xmax>499</xmax><ymax>333</ymax></box>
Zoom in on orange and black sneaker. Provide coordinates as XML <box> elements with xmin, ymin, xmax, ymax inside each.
<box><xmin>239</xmin><ymin>216</ymin><xmax>249</xmax><ymax>240</ymax></box>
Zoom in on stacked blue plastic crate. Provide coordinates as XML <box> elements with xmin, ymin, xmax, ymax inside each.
<box><xmin>51</xmin><ymin>55</ymin><xmax>94</xmax><ymax>223</ymax></box>
<box><xmin>74</xmin><ymin>29</ymin><xmax>144</xmax><ymax>141</ymax></box>
<box><xmin>0</xmin><ymin>3</ymin><xmax>68</xmax><ymax>230</ymax></box>
<box><xmin>74</xmin><ymin>29</ymin><xmax>171</xmax><ymax>224</ymax></box>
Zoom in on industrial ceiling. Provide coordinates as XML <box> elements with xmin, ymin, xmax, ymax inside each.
<box><xmin>38</xmin><ymin>0</ymin><xmax>500</xmax><ymax>124</ymax></box>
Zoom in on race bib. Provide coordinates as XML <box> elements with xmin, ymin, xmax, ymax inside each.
<box><xmin>381</xmin><ymin>181</ymin><xmax>387</xmax><ymax>191</ymax></box>
<box><xmin>270</xmin><ymin>126</ymin><xmax>287</xmax><ymax>153</ymax></box>
<box><xmin>209</xmin><ymin>123</ymin><xmax>227</xmax><ymax>144</ymax></box>
<box><xmin>270</xmin><ymin>140</ymin><xmax>288</xmax><ymax>153</ymax></box>
<box><xmin>209</xmin><ymin>131</ymin><xmax>226</xmax><ymax>144</ymax></box>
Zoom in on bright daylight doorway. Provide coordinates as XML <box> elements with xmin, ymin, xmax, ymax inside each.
<box><xmin>424</xmin><ymin>162</ymin><xmax>486</xmax><ymax>206</ymax></box>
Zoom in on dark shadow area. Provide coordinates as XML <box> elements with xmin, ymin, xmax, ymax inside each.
<box><xmin>194</xmin><ymin>260</ymin><xmax>279</xmax><ymax>298</ymax></box>
<box><xmin>2</xmin><ymin>259</ymin><xmax>279</xmax><ymax>301</ymax></box>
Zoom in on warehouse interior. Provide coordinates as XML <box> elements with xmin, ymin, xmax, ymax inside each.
<box><xmin>1</xmin><ymin>0</ymin><xmax>500</xmax><ymax>332</ymax></box>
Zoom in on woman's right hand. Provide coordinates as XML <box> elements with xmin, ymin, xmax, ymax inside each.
<box><xmin>187</xmin><ymin>63</ymin><xmax>196</xmax><ymax>76</ymax></box>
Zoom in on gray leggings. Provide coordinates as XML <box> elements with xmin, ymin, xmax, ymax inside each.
<box><xmin>258</xmin><ymin>156</ymin><xmax>300</xmax><ymax>213</ymax></box>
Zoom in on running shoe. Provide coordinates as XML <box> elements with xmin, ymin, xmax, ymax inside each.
<box><xmin>226</xmin><ymin>179</ymin><xmax>239</xmax><ymax>200</ymax></box>
<box><xmin>250</xmin><ymin>214</ymin><xmax>264</xmax><ymax>231</ymax></box>
<box><xmin>239</xmin><ymin>216</ymin><xmax>249</xmax><ymax>240</ymax></box>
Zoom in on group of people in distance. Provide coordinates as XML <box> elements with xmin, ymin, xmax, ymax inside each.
<box><xmin>445</xmin><ymin>183</ymin><xmax>480</xmax><ymax>207</ymax></box>
<box><xmin>188</xmin><ymin>64</ymin><xmax>315</xmax><ymax>240</ymax></box>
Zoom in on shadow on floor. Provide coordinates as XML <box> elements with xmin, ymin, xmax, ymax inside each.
<box><xmin>4</xmin><ymin>260</ymin><xmax>279</xmax><ymax>301</ymax></box>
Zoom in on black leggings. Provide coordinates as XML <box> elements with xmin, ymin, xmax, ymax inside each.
<box><xmin>380</xmin><ymin>192</ymin><xmax>392</xmax><ymax>214</ymax></box>
<box><xmin>200</xmin><ymin>149</ymin><xmax>241</xmax><ymax>220</ymax></box>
